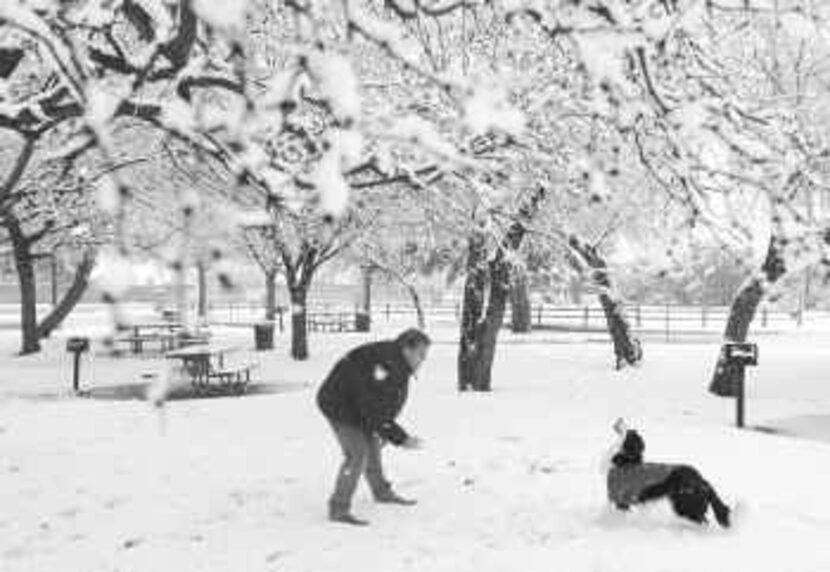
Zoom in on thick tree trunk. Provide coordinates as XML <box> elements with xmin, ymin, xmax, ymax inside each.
<box><xmin>458</xmin><ymin>233</ymin><xmax>488</xmax><ymax>391</ymax></box>
<box><xmin>709</xmin><ymin>236</ymin><xmax>786</xmax><ymax>396</ymax></box>
<box><xmin>475</xmin><ymin>256</ymin><xmax>513</xmax><ymax>391</ymax></box>
<box><xmin>457</xmin><ymin>240</ymin><xmax>513</xmax><ymax>391</ymax></box>
<box><xmin>289</xmin><ymin>284</ymin><xmax>309</xmax><ymax>360</ymax></box>
<box><xmin>569</xmin><ymin>236</ymin><xmax>642</xmax><ymax>369</ymax></box>
<box><xmin>37</xmin><ymin>251</ymin><xmax>96</xmax><ymax>339</ymax></box>
<box><xmin>8</xmin><ymin>217</ymin><xmax>40</xmax><ymax>355</ymax></box>
<box><xmin>265</xmin><ymin>270</ymin><xmax>277</xmax><ymax>320</ymax></box>
<box><xmin>510</xmin><ymin>267</ymin><xmax>532</xmax><ymax>333</ymax></box>
<box><xmin>457</xmin><ymin>187</ymin><xmax>547</xmax><ymax>392</ymax></box>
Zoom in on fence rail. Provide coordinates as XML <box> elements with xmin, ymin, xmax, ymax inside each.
<box><xmin>206</xmin><ymin>302</ymin><xmax>825</xmax><ymax>339</ymax></box>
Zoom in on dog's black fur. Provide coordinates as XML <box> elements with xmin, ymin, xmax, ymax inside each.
<box><xmin>609</xmin><ymin>430</ymin><xmax>731</xmax><ymax>528</ymax></box>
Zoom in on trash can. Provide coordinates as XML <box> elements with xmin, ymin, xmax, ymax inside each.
<box><xmin>254</xmin><ymin>323</ymin><xmax>274</xmax><ymax>351</ymax></box>
<box><xmin>355</xmin><ymin>311</ymin><xmax>370</xmax><ymax>332</ymax></box>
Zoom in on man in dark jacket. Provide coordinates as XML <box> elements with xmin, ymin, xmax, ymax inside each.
<box><xmin>317</xmin><ymin>328</ymin><xmax>430</xmax><ymax>525</ymax></box>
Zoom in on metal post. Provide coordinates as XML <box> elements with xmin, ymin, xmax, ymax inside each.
<box><xmin>72</xmin><ymin>351</ymin><xmax>81</xmax><ymax>393</ymax></box>
<box><xmin>536</xmin><ymin>305</ymin><xmax>542</xmax><ymax>326</ymax></box>
<box><xmin>664</xmin><ymin>305</ymin><xmax>670</xmax><ymax>342</ymax></box>
<box><xmin>636</xmin><ymin>305</ymin><xmax>642</xmax><ymax>327</ymax></box>
<box><xmin>736</xmin><ymin>367</ymin><xmax>746</xmax><ymax>428</ymax></box>
<box><xmin>583</xmin><ymin>306</ymin><xmax>589</xmax><ymax>329</ymax></box>
<box><xmin>701</xmin><ymin>305</ymin><xmax>707</xmax><ymax>328</ymax></box>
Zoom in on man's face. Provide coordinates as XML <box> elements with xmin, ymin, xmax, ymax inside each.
<box><xmin>403</xmin><ymin>343</ymin><xmax>429</xmax><ymax>372</ymax></box>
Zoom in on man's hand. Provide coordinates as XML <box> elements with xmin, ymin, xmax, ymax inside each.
<box><xmin>402</xmin><ymin>436</ymin><xmax>423</xmax><ymax>450</ymax></box>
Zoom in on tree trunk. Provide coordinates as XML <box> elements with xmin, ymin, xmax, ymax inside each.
<box><xmin>457</xmin><ymin>187</ymin><xmax>547</xmax><ymax>392</ymax></box>
<box><xmin>8</xmin><ymin>217</ymin><xmax>39</xmax><ymax>355</ymax></box>
<box><xmin>265</xmin><ymin>270</ymin><xmax>277</xmax><ymax>320</ymax></box>
<box><xmin>510</xmin><ymin>267</ymin><xmax>532</xmax><ymax>333</ymax></box>
<box><xmin>458</xmin><ymin>242</ymin><xmax>513</xmax><ymax>391</ymax></box>
<box><xmin>289</xmin><ymin>284</ymin><xmax>309</xmax><ymax>360</ymax></box>
<box><xmin>597</xmin><ymin>294</ymin><xmax>642</xmax><ymax>369</ymax></box>
<box><xmin>458</xmin><ymin>233</ymin><xmax>488</xmax><ymax>391</ymax></box>
<box><xmin>569</xmin><ymin>236</ymin><xmax>642</xmax><ymax>369</ymax></box>
<box><xmin>356</xmin><ymin>264</ymin><xmax>371</xmax><ymax>332</ymax></box>
<box><xmin>475</xmin><ymin>255</ymin><xmax>513</xmax><ymax>391</ymax></box>
<box><xmin>197</xmin><ymin>261</ymin><xmax>207</xmax><ymax>320</ymax></box>
<box><xmin>709</xmin><ymin>236</ymin><xmax>786</xmax><ymax>396</ymax></box>
<box><xmin>37</xmin><ymin>251</ymin><xmax>96</xmax><ymax>339</ymax></box>
<box><xmin>404</xmin><ymin>282</ymin><xmax>425</xmax><ymax>330</ymax></box>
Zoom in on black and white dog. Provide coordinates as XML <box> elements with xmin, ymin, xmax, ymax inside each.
<box><xmin>603</xmin><ymin>420</ymin><xmax>731</xmax><ymax>528</ymax></box>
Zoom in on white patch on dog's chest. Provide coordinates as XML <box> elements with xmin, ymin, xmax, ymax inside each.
<box><xmin>373</xmin><ymin>364</ymin><xmax>389</xmax><ymax>382</ymax></box>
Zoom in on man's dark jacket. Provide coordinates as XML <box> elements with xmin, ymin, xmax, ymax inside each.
<box><xmin>317</xmin><ymin>340</ymin><xmax>412</xmax><ymax>445</ymax></box>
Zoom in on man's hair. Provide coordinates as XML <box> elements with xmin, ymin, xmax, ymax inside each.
<box><xmin>396</xmin><ymin>328</ymin><xmax>431</xmax><ymax>348</ymax></box>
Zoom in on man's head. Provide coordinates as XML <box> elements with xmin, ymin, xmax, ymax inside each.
<box><xmin>396</xmin><ymin>328</ymin><xmax>431</xmax><ymax>372</ymax></box>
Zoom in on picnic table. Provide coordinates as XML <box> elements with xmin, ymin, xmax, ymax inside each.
<box><xmin>166</xmin><ymin>344</ymin><xmax>255</xmax><ymax>394</ymax></box>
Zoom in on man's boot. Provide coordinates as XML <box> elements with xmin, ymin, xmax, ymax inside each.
<box><xmin>329</xmin><ymin>504</ymin><xmax>370</xmax><ymax>526</ymax></box>
<box><xmin>375</xmin><ymin>491</ymin><xmax>417</xmax><ymax>505</ymax></box>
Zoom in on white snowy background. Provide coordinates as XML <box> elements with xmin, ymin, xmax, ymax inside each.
<box><xmin>2</xmin><ymin>312</ymin><xmax>830</xmax><ymax>572</ymax></box>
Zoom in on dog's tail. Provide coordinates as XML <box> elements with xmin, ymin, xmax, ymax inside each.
<box><xmin>707</xmin><ymin>488</ymin><xmax>731</xmax><ymax>528</ymax></box>
<box><xmin>695</xmin><ymin>475</ymin><xmax>731</xmax><ymax>528</ymax></box>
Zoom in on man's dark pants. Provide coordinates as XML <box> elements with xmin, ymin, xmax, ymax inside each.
<box><xmin>328</xmin><ymin>420</ymin><xmax>393</xmax><ymax>516</ymax></box>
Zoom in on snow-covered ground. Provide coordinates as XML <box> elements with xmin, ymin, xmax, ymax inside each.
<box><xmin>2</xmin><ymin>323</ymin><xmax>830</xmax><ymax>572</ymax></box>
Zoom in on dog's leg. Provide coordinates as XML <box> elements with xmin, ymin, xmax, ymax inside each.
<box><xmin>670</xmin><ymin>490</ymin><xmax>709</xmax><ymax>525</ymax></box>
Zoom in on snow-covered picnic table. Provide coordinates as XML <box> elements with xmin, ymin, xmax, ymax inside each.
<box><xmin>165</xmin><ymin>344</ymin><xmax>255</xmax><ymax>394</ymax></box>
